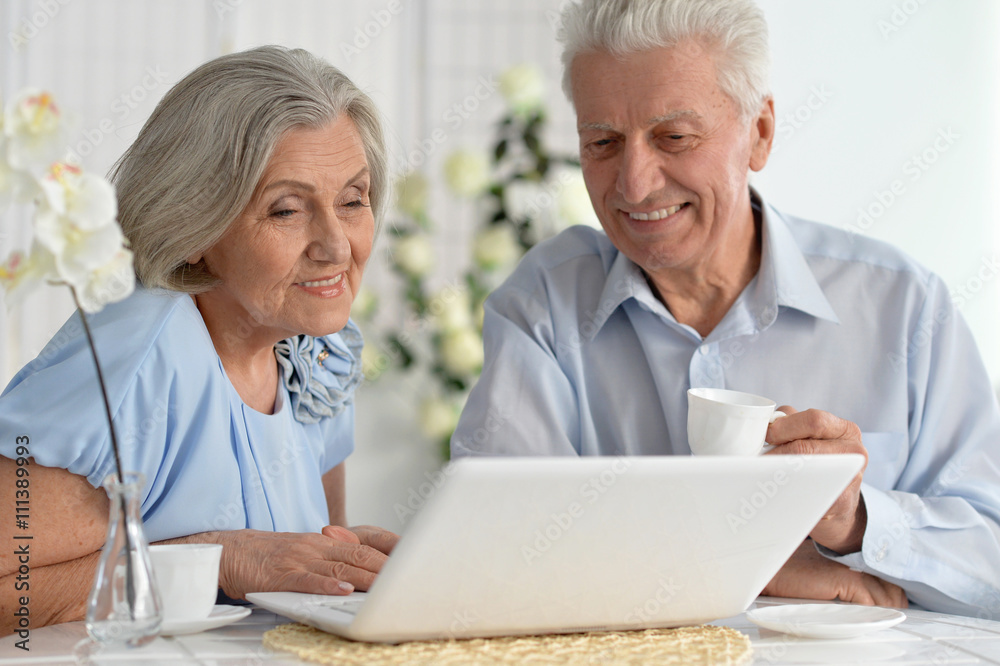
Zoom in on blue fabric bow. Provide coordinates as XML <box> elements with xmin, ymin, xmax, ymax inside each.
<box><xmin>274</xmin><ymin>319</ymin><xmax>364</xmax><ymax>424</ymax></box>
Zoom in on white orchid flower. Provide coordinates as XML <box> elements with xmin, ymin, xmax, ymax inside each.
<box><xmin>0</xmin><ymin>243</ymin><xmax>54</xmax><ymax>308</ymax></box>
<box><xmin>4</xmin><ymin>89</ymin><xmax>69</xmax><ymax>173</ymax></box>
<box><xmin>74</xmin><ymin>246</ymin><xmax>135</xmax><ymax>313</ymax></box>
<box><xmin>0</xmin><ymin>143</ymin><xmax>40</xmax><ymax>210</ymax></box>
<box><xmin>33</xmin><ymin>162</ymin><xmax>121</xmax><ymax>285</ymax></box>
<box><xmin>36</xmin><ymin>215</ymin><xmax>125</xmax><ymax>288</ymax></box>
<box><xmin>37</xmin><ymin>162</ymin><xmax>117</xmax><ymax>227</ymax></box>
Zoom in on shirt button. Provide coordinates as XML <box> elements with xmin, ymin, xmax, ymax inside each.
<box><xmin>876</xmin><ymin>546</ymin><xmax>887</xmax><ymax>562</ymax></box>
<box><xmin>699</xmin><ymin>345</ymin><xmax>710</xmax><ymax>356</ymax></box>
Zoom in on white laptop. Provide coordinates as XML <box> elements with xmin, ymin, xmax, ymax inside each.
<box><xmin>248</xmin><ymin>454</ymin><xmax>863</xmax><ymax>643</ymax></box>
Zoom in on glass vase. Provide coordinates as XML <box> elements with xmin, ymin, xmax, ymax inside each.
<box><xmin>84</xmin><ymin>471</ymin><xmax>162</xmax><ymax>647</ymax></box>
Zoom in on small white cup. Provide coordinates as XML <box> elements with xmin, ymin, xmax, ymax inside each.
<box><xmin>149</xmin><ymin>543</ymin><xmax>222</xmax><ymax>623</ymax></box>
<box><xmin>687</xmin><ymin>388</ymin><xmax>786</xmax><ymax>456</ymax></box>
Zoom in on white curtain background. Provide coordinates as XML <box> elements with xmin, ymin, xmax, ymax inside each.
<box><xmin>1</xmin><ymin>0</ymin><xmax>998</xmax><ymax>528</ymax></box>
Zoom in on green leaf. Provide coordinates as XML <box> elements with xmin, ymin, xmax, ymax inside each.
<box><xmin>387</xmin><ymin>334</ymin><xmax>415</xmax><ymax>368</ymax></box>
<box><xmin>524</xmin><ymin>132</ymin><xmax>541</xmax><ymax>154</ymax></box>
<box><xmin>494</xmin><ymin>138</ymin><xmax>508</xmax><ymax>162</ymax></box>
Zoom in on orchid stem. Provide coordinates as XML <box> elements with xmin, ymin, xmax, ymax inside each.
<box><xmin>72</xmin><ymin>288</ymin><xmax>136</xmax><ymax>618</ymax></box>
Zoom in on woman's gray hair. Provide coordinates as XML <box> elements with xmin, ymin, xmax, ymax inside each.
<box><xmin>111</xmin><ymin>45</ymin><xmax>390</xmax><ymax>292</ymax></box>
<box><xmin>559</xmin><ymin>0</ymin><xmax>771</xmax><ymax>121</ymax></box>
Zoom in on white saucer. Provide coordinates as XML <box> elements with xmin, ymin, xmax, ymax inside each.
<box><xmin>746</xmin><ymin>604</ymin><xmax>906</xmax><ymax>639</ymax></box>
<box><xmin>161</xmin><ymin>605</ymin><xmax>252</xmax><ymax>636</ymax></box>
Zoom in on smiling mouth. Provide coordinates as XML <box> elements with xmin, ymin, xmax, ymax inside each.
<box><xmin>628</xmin><ymin>203</ymin><xmax>689</xmax><ymax>221</ymax></box>
<box><xmin>298</xmin><ymin>275</ymin><xmax>343</xmax><ymax>288</ymax></box>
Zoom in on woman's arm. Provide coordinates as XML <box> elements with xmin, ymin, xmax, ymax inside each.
<box><xmin>320</xmin><ymin>463</ymin><xmax>399</xmax><ymax>557</ymax></box>
<box><xmin>322</xmin><ymin>462</ymin><xmax>348</xmax><ymax>526</ymax></box>
<box><xmin>0</xmin><ymin>458</ymin><xmax>396</xmax><ymax>637</ymax></box>
<box><xmin>0</xmin><ymin>458</ymin><xmax>108</xmax><ymax>637</ymax></box>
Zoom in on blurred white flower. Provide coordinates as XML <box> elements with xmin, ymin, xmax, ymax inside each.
<box><xmin>499</xmin><ymin>64</ymin><xmax>545</xmax><ymax>115</ymax></box>
<box><xmin>418</xmin><ymin>396</ymin><xmax>460</xmax><ymax>441</ymax></box>
<box><xmin>439</xmin><ymin>326</ymin><xmax>484</xmax><ymax>377</ymax></box>
<box><xmin>4</xmin><ymin>89</ymin><xmax>69</xmax><ymax>172</ymax></box>
<box><xmin>503</xmin><ymin>178</ymin><xmax>548</xmax><ymax>222</ymax></box>
<box><xmin>0</xmin><ymin>244</ymin><xmax>52</xmax><ymax>308</ymax></box>
<box><xmin>443</xmin><ymin>150</ymin><xmax>491</xmax><ymax>198</ymax></box>
<box><xmin>431</xmin><ymin>284</ymin><xmax>472</xmax><ymax>333</ymax></box>
<box><xmin>37</xmin><ymin>163</ymin><xmax>117</xmax><ymax>227</ymax></box>
<box><xmin>75</xmin><ymin>247</ymin><xmax>135</xmax><ymax>314</ymax></box>
<box><xmin>351</xmin><ymin>285</ymin><xmax>378</xmax><ymax>321</ymax></box>
<box><xmin>0</xmin><ymin>140</ymin><xmax>39</xmax><ymax>210</ymax></box>
<box><xmin>395</xmin><ymin>171</ymin><xmax>429</xmax><ymax>217</ymax></box>
<box><xmin>392</xmin><ymin>233</ymin><xmax>434</xmax><ymax>278</ymax></box>
<box><xmin>556</xmin><ymin>168</ymin><xmax>601</xmax><ymax>230</ymax></box>
<box><xmin>361</xmin><ymin>341</ymin><xmax>388</xmax><ymax>381</ymax></box>
<box><xmin>34</xmin><ymin>164</ymin><xmax>124</xmax><ymax>290</ymax></box>
<box><xmin>36</xmin><ymin>218</ymin><xmax>127</xmax><ymax>292</ymax></box>
<box><xmin>473</xmin><ymin>224</ymin><xmax>522</xmax><ymax>271</ymax></box>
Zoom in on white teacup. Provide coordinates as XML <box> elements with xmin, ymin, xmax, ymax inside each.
<box><xmin>148</xmin><ymin>543</ymin><xmax>222</xmax><ymax>623</ymax></box>
<box><xmin>687</xmin><ymin>388</ymin><xmax>786</xmax><ymax>456</ymax></box>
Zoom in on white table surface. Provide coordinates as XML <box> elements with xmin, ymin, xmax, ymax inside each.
<box><xmin>3</xmin><ymin>597</ymin><xmax>1000</xmax><ymax>665</ymax></box>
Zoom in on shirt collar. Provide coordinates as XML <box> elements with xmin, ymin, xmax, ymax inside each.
<box><xmin>587</xmin><ymin>189</ymin><xmax>839</xmax><ymax>341</ymax></box>
<box><xmin>757</xmin><ymin>193</ymin><xmax>840</xmax><ymax>325</ymax></box>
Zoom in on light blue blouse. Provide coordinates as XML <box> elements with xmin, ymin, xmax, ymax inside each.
<box><xmin>0</xmin><ymin>287</ymin><xmax>359</xmax><ymax>542</ymax></box>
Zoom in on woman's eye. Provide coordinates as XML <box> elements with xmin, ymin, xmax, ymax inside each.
<box><xmin>271</xmin><ymin>209</ymin><xmax>297</xmax><ymax>218</ymax></box>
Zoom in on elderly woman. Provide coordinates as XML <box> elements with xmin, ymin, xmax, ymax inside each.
<box><xmin>0</xmin><ymin>45</ymin><xmax>397</xmax><ymax>635</ymax></box>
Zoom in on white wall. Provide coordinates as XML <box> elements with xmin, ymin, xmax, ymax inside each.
<box><xmin>1</xmin><ymin>0</ymin><xmax>998</xmax><ymax>531</ymax></box>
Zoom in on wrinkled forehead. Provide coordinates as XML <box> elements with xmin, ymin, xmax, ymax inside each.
<box><xmin>570</xmin><ymin>45</ymin><xmax>736</xmax><ymax>131</ymax></box>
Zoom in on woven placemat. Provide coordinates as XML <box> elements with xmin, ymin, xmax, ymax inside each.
<box><xmin>262</xmin><ymin>623</ymin><xmax>753</xmax><ymax>665</ymax></box>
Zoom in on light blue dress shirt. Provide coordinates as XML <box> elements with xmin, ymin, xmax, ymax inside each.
<box><xmin>452</xmin><ymin>192</ymin><xmax>1000</xmax><ymax>617</ymax></box>
<box><xmin>0</xmin><ymin>287</ymin><xmax>358</xmax><ymax>542</ymax></box>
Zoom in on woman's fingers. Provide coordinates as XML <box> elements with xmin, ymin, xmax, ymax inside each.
<box><xmin>349</xmin><ymin>525</ymin><xmax>400</xmax><ymax>555</ymax></box>
<box><xmin>321</xmin><ymin>524</ymin><xmax>361</xmax><ymax>544</ymax></box>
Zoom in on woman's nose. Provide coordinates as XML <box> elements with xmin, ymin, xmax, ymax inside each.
<box><xmin>307</xmin><ymin>211</ymin><xmax>352</xmax><ymax>264</ymax></box>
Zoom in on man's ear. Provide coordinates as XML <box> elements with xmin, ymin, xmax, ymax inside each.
<box><xmin>749</xmin><ymin>97</ymin><xmax>775</xmax><ymax>172</ymax></box>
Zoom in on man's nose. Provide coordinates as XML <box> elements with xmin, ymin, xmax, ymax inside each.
<box><xmin>617</xmin><ymin>140</ymin><xmax>666</xmax><ymax>205</ymax></box>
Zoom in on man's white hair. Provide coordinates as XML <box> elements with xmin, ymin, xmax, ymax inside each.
<box><xmin>559</xmin><ymin>0</ymin><xmax>771</xmax><ymax>121</ymax></box>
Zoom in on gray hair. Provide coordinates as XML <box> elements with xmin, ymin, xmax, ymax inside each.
<box><xmin>559</xmin><ymin>0</ymin><xmax>771</xmax><ymax>121</ymax></box>
<box><xmin>110</xmin><ymin>45</ymin><xmax>390</xmax><ymax>292</ymax></box>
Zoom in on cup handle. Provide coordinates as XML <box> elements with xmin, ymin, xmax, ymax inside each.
<box><xmin>759</xmin><ymin>411</ymin><xmax>787</xmax><ymax>455</ymax></box>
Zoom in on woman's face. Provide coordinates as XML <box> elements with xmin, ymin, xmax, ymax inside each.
<box><xmin>196</xmin><ymin>115</ymin><xmax>374</xmax><ymax>347</ymax></box>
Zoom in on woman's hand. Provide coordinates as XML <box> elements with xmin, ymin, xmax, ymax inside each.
<box><xmin>763</xmin><ymin>539</ymin><xmax>908</xmax><ymax>608</ymax></box>
<box><xmin>203</xmin><ymin>525</ymin><xmax>397</xmax><ymax>599</ymax></box>
<box><xmin>322</xmin><ymin>524</ymin><xmax>399</xmax><ymax>555</ymax></box>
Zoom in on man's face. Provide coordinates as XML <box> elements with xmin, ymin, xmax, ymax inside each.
<box><xmin>571</xmin><ymin>42</ymin><xmax>772</xmax><ymax>277</ymax></box>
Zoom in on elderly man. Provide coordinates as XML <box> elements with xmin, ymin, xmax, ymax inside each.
<box><xmin>452</xmin><ymin>0</ymin><xmax>1000</xmax><ymax>617</ymax></box>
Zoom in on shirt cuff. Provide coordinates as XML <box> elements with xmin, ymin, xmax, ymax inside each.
<box><xmin>814</xmin><ymin>483</ymin><xmax>913</xmax><ymax>580</ymax></box>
